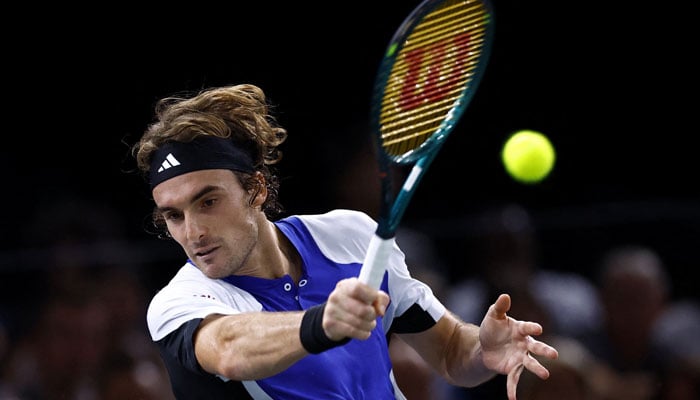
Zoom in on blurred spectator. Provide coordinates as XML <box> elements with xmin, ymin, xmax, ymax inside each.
<box><xmin>583</xmin><ymin>244</ymin><xmax>667</xmax><ymax>399</ymax></box>
<box><xmin>582</xmin><ymin>244</ymin><xmax>700</xmax><ymax>400</ymax></box>
<box><xmin>445</xmin><ymin>203</ymin><xmax>603</xmax><ymax>340</ymax></box>
<box><xmin>589</xmin><ymin>245</ymin><xmax>670</xmax><ymax>370</ymax></box>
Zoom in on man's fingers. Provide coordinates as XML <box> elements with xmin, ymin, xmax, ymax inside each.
<box><xmin>373</xmin><ymin>291</ymin><xmax>389</xmax><ymax>316</ymax></box>
<box><xmin>324</xmin><ymin>278</ymin><xmax>387</xmax><ymax>340</ymax></box>
<box><xmin>523</xmin><ymin>352</ymin><xmax>551</xmax><ymax>380</ymax></box>
<box><xmin>506</xmin><ymin>364</ymin><xmax>524</xmax><ymax>400</ymax></box>
<box><xmin>491</xmin><ymin>293</ymin><xmax>511</xmax><ymax>319</ymax></box>
<box><xmin>518</xmin><ymin>321</ymin><xmax>544</xmax><ymax>337</ymax></box>
<box><xmin>527</xmin><ymin>336</ymin><xmax>559</xmax><ymax>360</ymax></box>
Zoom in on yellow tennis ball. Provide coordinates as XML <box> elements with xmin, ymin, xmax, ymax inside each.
<box><xmin>501</xmin><ymin>130</ymin><xmax>556</xmax><ymax>184</ymax></box>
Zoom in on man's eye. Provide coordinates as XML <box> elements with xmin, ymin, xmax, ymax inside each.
<box><xmin>163</xmin><ymin>212</ymin><xmax>182</xmax><ymax>221</ymax></box>
<box><xmin>203</xmin><ymin>198</ymin><xmax>217</xmax><ymax>208</ymax></box>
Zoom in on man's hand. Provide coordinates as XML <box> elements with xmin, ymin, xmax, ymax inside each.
<box><xmin>479</xmin><ymin>294</ymin><xmax>559</xmax><ymax>400</ymax></box>
<box><xmin>323</xmin><ymin>277</ymin><xmax>390</xmax><ymax>341</ymax></box>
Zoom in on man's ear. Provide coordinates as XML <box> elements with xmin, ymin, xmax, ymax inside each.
<box><xmin>250</xmin><ymin>172</ymin><xmax>268</xmax><ymax>207</ymax></box>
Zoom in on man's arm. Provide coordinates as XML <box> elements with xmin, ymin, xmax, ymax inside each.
<box><xmin>397</xmin><ymin>310</ymin><xmax>496</xmax><ymax>387</ymax></box>
<box><xmin>195</xmin><ymin>311</ymin><xmax>307</xmax><ymax>380</ymax></box>
<box><xmin>194</xmin><ymin>277</ymin><xmax>390</xmax><ymax>381</ymax></box>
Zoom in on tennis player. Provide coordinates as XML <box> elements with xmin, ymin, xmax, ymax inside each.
<box><xmin>131</xmin><ymin>84</ymin><xmax>558</xmax><ymax>399</ymax></box>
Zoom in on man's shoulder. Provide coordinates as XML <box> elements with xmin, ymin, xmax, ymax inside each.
<box><xmin>149</xmin><ymin>262</ymin><xmax>225</xmax><ymax>306</ymax></box>
<box><xmin>297</xmin><ymin>209</ymin><xmax>376</xmax><ymax>229</ymax></box>
<box><xmin>286</xmin><ymin>209</ymin><xmax>377</xmax><ymax>264</ymax></box>
<box><xmin>293</xmin><ymin>209</ymin><xmax>377</xmax><ymax>239</ymax></box>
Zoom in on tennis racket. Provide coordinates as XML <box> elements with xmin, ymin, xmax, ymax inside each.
<box><xmin>358</xmin><ymin>0</ymin><xmax>495</xmax><ymax>289</ymax></box>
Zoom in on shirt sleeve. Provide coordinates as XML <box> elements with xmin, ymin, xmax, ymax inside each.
<box><xmin>147</xmin><ymin>263</ymin><xmax>263</xmax><ymax>341</ymax></box>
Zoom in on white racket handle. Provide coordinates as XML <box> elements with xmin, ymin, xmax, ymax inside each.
<box><xmin>358</xmin><ymin>234</ymin><xmax>394</xmax><ymax>289</ymax></box>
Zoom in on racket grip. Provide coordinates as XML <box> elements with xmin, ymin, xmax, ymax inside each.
<box><xmin>358</xmin><ymin>234</ymin><xmax>394</xmax><ymax>289</ymax></box>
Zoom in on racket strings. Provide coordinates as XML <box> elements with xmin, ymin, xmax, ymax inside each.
<box><xmin>381</xmin><ymin>94</ymin><xmax>462</xmax><ymax>148</ymax></box>
<box><xmin>400</xmin><ymin>2</ymin><xmax>489</xmax><ymax>53</ymax></box>
<box><xmin>379</xmin><ymin>0</ymin><xmax>491</xmax><ymax>157</ymax></box>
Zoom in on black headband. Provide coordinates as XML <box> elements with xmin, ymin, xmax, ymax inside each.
<box><xmin>149</xmin><ymin>136</ymin><xmax>255</xmax><ymax>190</ymax></box>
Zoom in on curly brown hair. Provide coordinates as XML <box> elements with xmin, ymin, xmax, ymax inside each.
<box><xmin>132</xmin><ymin>84</ymin><xmax>288</xmax><ymax>223</ymax></box>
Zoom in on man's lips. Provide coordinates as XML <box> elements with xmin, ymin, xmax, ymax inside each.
<box><xmin>195</xmin><ymin>246</ymin><xmax>218</xmax><ymax>257</ymax></box>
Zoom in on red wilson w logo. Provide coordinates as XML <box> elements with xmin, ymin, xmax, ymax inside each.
<box><xmin>398</xmin><ymin>32</ymin><xmax>473</xmax><ymax>111</ymax></box>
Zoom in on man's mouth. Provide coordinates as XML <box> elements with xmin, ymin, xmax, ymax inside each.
<box><xmin>195</xmin><ymin>247</ymin><xmax>217</xmax><ymax>257</ymax></box>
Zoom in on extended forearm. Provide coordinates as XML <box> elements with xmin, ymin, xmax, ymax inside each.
<box><xmin>444</xmin><ymin>321</ymin><xmax>497</xmax><ymax>387</ymax></box>
<box><xmin>196</xmin><ymin>311</ymin><xmax>307</xmax><ymax>380</ymax></box>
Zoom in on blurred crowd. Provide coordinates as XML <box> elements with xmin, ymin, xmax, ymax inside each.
<box><xmin>0</xmin><ymin>147</ymin><xmax>698</xmax><ymax>399</ymax></box>
<box><xmin>0</xmin><ymin>196</ymin><xmax>175</xmax><ymax>400</ymax></box>
<box><xmin>389</xmin><ymin>205</ymin><xmax>700</xmax><ymax>400</ymax></box>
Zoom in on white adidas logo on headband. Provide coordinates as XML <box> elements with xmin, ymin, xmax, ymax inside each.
<box><xmin>157</xmin><ymin>153</ymin><xmax>181</xmax><ymax>173</ymax></box>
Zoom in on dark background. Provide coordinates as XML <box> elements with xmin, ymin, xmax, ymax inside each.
<box><xmin>2</xmin><ymin>0</ymin><xmax>697</xmax><ymax>325</ymax></box>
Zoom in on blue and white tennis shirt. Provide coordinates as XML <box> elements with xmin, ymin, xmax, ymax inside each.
<box><xmin>147</xmin><ymin>209</ymin><xmax>446</xmax><ymax>399</ymax></box>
